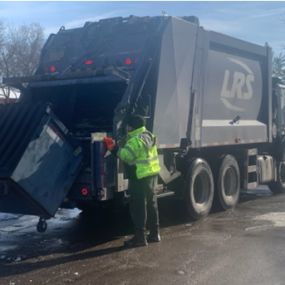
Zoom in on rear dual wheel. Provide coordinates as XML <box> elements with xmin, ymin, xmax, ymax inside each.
<box><xmin>185</xmin><ymin>159</ymin><xmax>214</xmax><ymax>220</ymax></box>
<box><xmin>216</xmin><ymin>155</ymin><xmax>240</xmax><ymax>210</ymax></box>
<box><xmin>268</xmin><ymin>139</ymin><xmax>285</xmax><ymax>194</ymax></box>
<box><xmin>268</xmin><ymin>161</ymin><xmax>285</xmax><ymax>194</ymax></box>
<box><xmin>185</xmin><ymin>155</ymin><xmax>240</xmax><ymax>220</ymax></box>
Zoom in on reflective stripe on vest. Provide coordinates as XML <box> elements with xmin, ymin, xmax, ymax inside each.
<box><xmin>136</xmin><ymin>156</ymin><xmax>159</xmax><ymax>165</ymax></box>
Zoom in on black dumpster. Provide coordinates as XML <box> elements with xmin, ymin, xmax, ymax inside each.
<box><xmin>0</xmin><ymin>103</ymin><xmax>82</xmax><ymax>218</ymax></box>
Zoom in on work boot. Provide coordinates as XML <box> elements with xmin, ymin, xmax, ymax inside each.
<box><xmin>147</xmin><ymin>228</ymin><xmax>161</xmax><ymax>243</ymax></box>
<box><xmin>124</xmin><ymin>230</ymin><xmax>148</xmax><ymax>248</ymax></box>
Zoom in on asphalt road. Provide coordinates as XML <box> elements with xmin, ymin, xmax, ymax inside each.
<box><xmin>1</xmin><ymin>188</ymin><xmax>285</xmax><ymax>285</ymax></box>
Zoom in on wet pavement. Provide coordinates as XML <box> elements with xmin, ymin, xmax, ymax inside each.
<box><xmin>1</xmin><ymin>187</ymin><xmax>285</xmax><ymax>285</ymax></box>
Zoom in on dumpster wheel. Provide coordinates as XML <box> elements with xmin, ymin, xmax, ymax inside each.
<box><xmin>37</xmin><ymin>217</ymin><xmax>47</xmax><ymax>233</ymax></box>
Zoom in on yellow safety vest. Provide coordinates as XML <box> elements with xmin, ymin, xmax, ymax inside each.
<box><xmin>118</xmin><ymin>126</ymin><xmax>161</xmax><ymax>179</ymax></box>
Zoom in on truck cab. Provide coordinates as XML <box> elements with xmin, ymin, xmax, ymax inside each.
<box><xmin>273</xmin><ymin>80</ymin><xmax>285</xmax><ymax>139</ymax></box>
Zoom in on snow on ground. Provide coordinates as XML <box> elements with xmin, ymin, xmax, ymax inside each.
<box><xmin>0</xmin><ymin>213</ymin><xmax>19</xmax><ymax>221</ymax></box>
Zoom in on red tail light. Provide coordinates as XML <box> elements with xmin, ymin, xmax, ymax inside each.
<box><xmin>49</xmin><ymin>65</ymin><xmax>56</xmax><ymax>73</ymax></box>
<box><xmin>84</xmin><ymin>59</ymin><xmax>93</xmax><ymax>65</ymax></box>
<box><xmin>80</xmin><ymin>187</ymin><xmax>89</xmax><ymax>196</ymax></box>
<box><xmin>124</xmin><ymin>57</ymin><xmax>132</xmax><ymax>65</ymax></box>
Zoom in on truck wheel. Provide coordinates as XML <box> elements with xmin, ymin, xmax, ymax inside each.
<box><xmin>216</xmin><ymin>155</ymin><xmax>240</xmax><ymax>210</ymax></box>
<box><xmin>269</xmin><ymin>138</ymin><xmax>285</xmax><ymax>194</ymax></box>
<box><xmin>185</xmin><ymin>158</ymin><xmax>214</xmax><ymax>220</ymax></box>
<box><xmin>269</xmin><ymin>161</ymin><xmax>285</xmax><ymax>194</ymax></box>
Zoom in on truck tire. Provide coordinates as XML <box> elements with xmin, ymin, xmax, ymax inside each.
<box><xmin>216</xmin><ymin>155</ymin><xmax>240</xmax><ymax>210</ymax></box>
<box><xmin>269</xmin><ymin>138</ymin><xmax>285</xmax><ymax>194</ymax></box>
<box><xmin>185</xmin><ymin>158</ymin><xmax>214</xmax><ymax>220</ymax></box>
<box><xmin>269</xmin><ymin>161</ymin><xmax>285</xmax><ymax>194</ymax></box>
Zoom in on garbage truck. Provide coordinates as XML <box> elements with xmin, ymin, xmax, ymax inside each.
<box><xmin>1</xmin><ymin>15</ymin><xmax>284</xmax><ymax>232</ymax></box>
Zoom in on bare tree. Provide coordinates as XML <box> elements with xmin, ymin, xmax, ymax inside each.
<box><xmin>0</xmin><ymin>22</ymin><xmax>44</xmax><ymax>102</ymax></box>
<box><xmin>273</xmin><ymin>52</ymin><xmax>285</xmax><ymax>82</ymax></box>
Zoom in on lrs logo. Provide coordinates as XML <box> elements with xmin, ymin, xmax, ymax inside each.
<box><xmin>220</xmin><ymin>58</ymin><xmax>255</xmax><ymax>112</ymax></box>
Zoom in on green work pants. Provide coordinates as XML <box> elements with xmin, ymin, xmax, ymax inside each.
<box><xmin>129</xmin><ymin>175</ymin><xmax>159</xmax><ymax>232</ymax></box>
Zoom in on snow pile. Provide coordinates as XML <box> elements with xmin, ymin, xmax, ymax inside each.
<box><xmin>0</xmin><ymin>213</ymin><xmax>19</xmax><ymax>221</ymax></box>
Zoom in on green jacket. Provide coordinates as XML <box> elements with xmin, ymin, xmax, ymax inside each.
<box><xmin>118</xmin><ymin>126</ymin><xmax>161</xmax><ymax>179</ymax></box>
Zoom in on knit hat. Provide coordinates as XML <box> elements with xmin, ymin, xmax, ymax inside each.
<box><xmin>126</xmin><ymin>114</ymin><xmax>146</xmax><ymax>129</ymax></box>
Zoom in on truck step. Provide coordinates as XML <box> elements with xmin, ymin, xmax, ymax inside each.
<box><xmin>248</xmin><ymin>165</ymin><xmax>257</xmax><ymax>173</ymax></box>
<box><xmin>247</xmin><ymin>182</ymin><xmax>258</xmax><ymax>189</ymax></box>
<box><xmin>157</xmin><ymin>191</ymin><xmax>175</xmax><ymax>198</ymax></box>
<box><xmin>243</xmin><ymin>148</ymin><xmax>258</xmax><ymax>190</ymax></box>
<box><xmin>248</xmin><ymin>148</ymin><xmax>257</xmax><ymax>156</ymax></box>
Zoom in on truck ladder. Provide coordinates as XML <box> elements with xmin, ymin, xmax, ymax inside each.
<box><xmin>244</xmin><ymin>148</ymin><xmax>258</xmax><ymax>190</ymax></box>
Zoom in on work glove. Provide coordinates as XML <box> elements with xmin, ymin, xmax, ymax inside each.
<box><xmin>103</xmin><ymin>136</ymin><xmax>116</xmax><ymax>151</ymax></box>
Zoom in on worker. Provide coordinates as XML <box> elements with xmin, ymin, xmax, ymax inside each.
<box><xmin>104</xmin><ymin>114</ymin><xmax>161</xmax><ymax>247</ymax></box>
